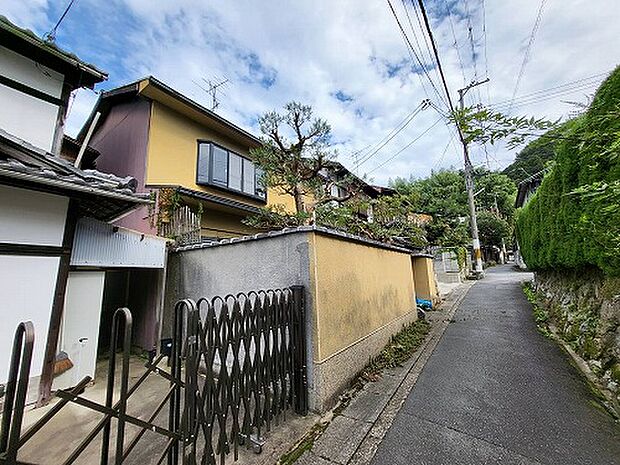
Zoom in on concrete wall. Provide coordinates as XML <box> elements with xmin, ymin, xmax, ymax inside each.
<box><xmin>309</xmin><ymin>233</ymin><xmax>417</xmax><ymax>410</ymax></box>
<box><xmin>165</xmin><ymin>227</ymin><xmax>417</xmax><ymax>412</ymax></box>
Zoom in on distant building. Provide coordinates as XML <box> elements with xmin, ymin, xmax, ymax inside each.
<box><xmin>514</xmin><ymin>168</ymin><xmax>547</xmax><ymax>269</ymax></box>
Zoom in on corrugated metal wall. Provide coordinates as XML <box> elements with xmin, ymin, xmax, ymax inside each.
<box><xmin>71</xmin><ymin>217</ymin><xmax>167</xmax><ymax>268</ymax></box>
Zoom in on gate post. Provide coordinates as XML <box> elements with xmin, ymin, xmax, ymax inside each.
<box><xmin>0</xmin><ymin>321</ymin><xmax>34</xmax><ymax>464</ymax></box>
<box><xmin>290</xmin><ymin>286</ymin><xmax>308</xmax><ymax>415</ymax></box>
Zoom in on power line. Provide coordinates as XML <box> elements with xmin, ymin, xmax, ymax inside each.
<box><xmin>490</xmin><ymin>72</ymin><xmax>607</xmax><ymax>108</ymax></box>
<box><xmin>508</xmin><ymin>0</ymin><xmax>548</xmax><ymax>113</ymax></box>
<box><xmin>366</xmin><ymin>117</ymin><xmax>444</xmax><ymax>175</ymax></box>
<box><xmin>463</xmin><ymin>0</ymin><xmax>484</xmax><ymax>104</ymax></box>
<box><xmin>385</xmin><ymin>0</ymin><xmax>449</xmax><ymax>109</ymax></box>
<box><xmin>397</xmin><ymin>0</ymin><xmax>445</xmax><ymax>108</ymax></box>
<box><xmin>432</xmin><ymin>132</ymin><xmax>457</xmax><ymax>171</ymax></box>
<box><xmin>444</xmin><ymin>0</ymin><xmax>468</xmax><ymax>86</ymax></box>
<box><xmin>481</xmin><ymin>0</ymin><xmax>491</xmax><ymax>104</ymax></box>
<box><xmin>464</xmin><ymin>1</ymin><xmax>479</xmax><ymax>81</ymax></box>
<box><xmin>401</xmin><ymin>0</ymin><xmax>434</xmax><ymax>69</ymax></box>
<box><xmin>415</xmin><ymin>0</ymin><xmax>460</xmax><ymax>138</ymax></box>
<box><xmin>491</xmin><ymin>80</ymin><xmax>601</xmax><ymax>111</ymax></box>
<box><xmin>354</xmin><ymin>100</ymin><xmax>429</xmax><ymax>168</ymax></box>
<box><xmin>408</xmin><ymin>0</ymin><xmax>449</xmax><ymax>102</ymax></box>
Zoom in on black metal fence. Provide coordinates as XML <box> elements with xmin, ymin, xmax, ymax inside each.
<box><xmin>0</xmin><ymin>286</ymin><xmax>307</xmax><ymax>465</ymax></box>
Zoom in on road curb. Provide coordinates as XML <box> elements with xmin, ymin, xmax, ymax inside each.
<box><xmin>295</xmin><ymin>281</ymin><xmax>474</xmax><ymax>465</ymax></box>
<box><xmin>347</xmin><ymin>281</ymin><xmax>474</xmax><ymax>465</ymax></box>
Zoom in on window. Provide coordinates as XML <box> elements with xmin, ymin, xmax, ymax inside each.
<box><xmin>196</xmin><ymin>142</ymin><xmax>266</xmax><ymax>201</ymax></box>
<box><xmin>212</xmin><ymin>145</ymin><xmax>228</xmax><ymax>185</ymax></box>
<box><xmin>242</xmin><ymin>158</ymin><xmax>255</xmax><ymax>195</ymax></box>
<box><xmin>228</xmin><ymin>153</ymin><xmax>242</xmax><ymax>191</ymax></box>
<box><xmin>197</xmin><ymin>143</ymin><xmax>210</xmax><ymax>184</ymax></box>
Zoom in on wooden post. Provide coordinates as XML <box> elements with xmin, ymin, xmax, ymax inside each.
<box><xmin>36</xmin><ymin>200</ymin><xmax>79</xmax><ymax>407</ymax></box>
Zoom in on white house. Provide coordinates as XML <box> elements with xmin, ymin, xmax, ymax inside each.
<box><xmin>0</xmin><ymin>17</ymin><xmax>167</xmax><ymax>406</ymax></box>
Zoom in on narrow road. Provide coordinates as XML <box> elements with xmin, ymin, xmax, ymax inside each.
<box><xmin>371</xmin><ymin>265</ymin><xmax>620</xmax><ymax>465</ymax></box>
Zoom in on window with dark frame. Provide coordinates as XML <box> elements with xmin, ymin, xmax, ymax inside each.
<box><xmin>196</xmin><ymin>141</ymin><xmax>267</xmax><ymax>201</ymax></box>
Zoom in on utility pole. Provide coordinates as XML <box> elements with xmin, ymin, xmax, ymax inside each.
<box><xmin>457</xmin><ymin>78</ymin><xmax>489</xmax><ymax>278</ymax></box>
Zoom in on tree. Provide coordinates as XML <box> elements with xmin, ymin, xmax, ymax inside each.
<box><xmin>502</xmin><ymin>128</ymin><xmax>560</xmax><ymax>183</ymax></box>
<box><xmin>316</xmin><ymin>194</ymin><xmax>428</xmax><ymax>248</ymax></box>
<box><xmin>250</xmin><ymin>102</ymin><xmax>353</xmax><ymax>218</ymax></box>
<box><xmin>472</xmin><ymin>168</ymin><xmax>517</xmax><ymax>221</ymax></box>
<box><xmin>477</xmin><ymin>211</ymin><xmax>512</xmax><ymax>248</ymax></box>
<box><xmin>451</xmin><ymin>106</ymin><xmax>556</xmax><ymax>149</ymax></box>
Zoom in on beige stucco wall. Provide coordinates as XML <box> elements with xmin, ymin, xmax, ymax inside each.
<box><xmin>200</xmin><ymin>206</ymin><xmax>257</xmax><ymax>238</ymax></box>
<box><xmin>145</xmin><ymin>101</ymin><xmax>295</xmax><ymax>212</ymax></box>
<box><xmin>309</xmin><ymin>233</ymin><xmax>416</xmax><ymax>362</ymax></box>
<box><xmin>307</xmin><ymin>232</ymin><xmax>417</xmax><ymax>410</ymax></box>
<box><xmin>412</xmin><ymin>256</ymin><xmax>439</xmax><ymax>303</ymax></box>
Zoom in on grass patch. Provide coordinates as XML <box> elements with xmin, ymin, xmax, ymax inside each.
<box><xmin>360</xmin><ymin>318</ymin><xmax>431</xmax><ymax>382</ymax></box>
<box><xmin>278</xmin><ymin>422</ymin><xmax>328</xmax><ymax>465</ymax></box>
<box><xmin>278</xmin><ymin>316</ymin><xmax>432</xmax><ymax>464</ymax></box>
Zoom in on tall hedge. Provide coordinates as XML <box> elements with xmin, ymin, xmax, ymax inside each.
<box><xmin>516</xmin><ymin>66</ymin><xmax>620</xmax><ymax>276</ymax></box>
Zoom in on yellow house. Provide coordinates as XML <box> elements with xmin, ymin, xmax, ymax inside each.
<box><xmin>80</xmin><ymin>76</ymin><xmax>296</xmax><ymax>239</ymax></box>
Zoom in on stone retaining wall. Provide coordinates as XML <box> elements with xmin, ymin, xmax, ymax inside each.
<box><xmin>534</xmin><ymin>267</ymin><xmax>620</xmax><ymax>399</ymax></box>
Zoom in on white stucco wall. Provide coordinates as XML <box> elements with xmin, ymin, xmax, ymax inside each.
<box><xmin>0</xmin><ymin>255</ymin><xmax>60</xmax><ymax>383</ymax></box>
<box><xmin>0</xmin><ymin>45</ymin><xmax>64</xmax><ymax>152</ymax></box>
<box><xmin>0</xmin><ymin>185</ymin><xmax>69</xmax><ymax>384</ymax></box>
<box><xmin>0</xmin><ymin>185</ymin><xmax>68</xmax><ymax>246</ymax></box>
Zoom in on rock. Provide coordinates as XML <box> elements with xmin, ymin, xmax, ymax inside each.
<box><xmin>589</xmin><ymin>360</ymin><xmax>603</xmax><ymax>373</ymax></box>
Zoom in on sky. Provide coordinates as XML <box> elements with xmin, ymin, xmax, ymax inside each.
<box><xmin>4</xmin><ymin>0</ymin><xmax>620</xmax><ymax>185</ymax></box>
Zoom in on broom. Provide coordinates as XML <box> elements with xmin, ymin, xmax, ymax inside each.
<box><xmin>53</xmin><ymin>351</ymin><xmax>73</xmax><ymax>376</ymax></box>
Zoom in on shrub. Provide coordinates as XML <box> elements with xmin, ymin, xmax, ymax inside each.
<box><xmin>516</xmin><ymin>66</ymin><xmax>620</xmax><ymax>276</ymax></box>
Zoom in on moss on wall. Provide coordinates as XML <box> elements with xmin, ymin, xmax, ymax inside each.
<box><xmin>533</xmin><ymin>268</ymin><xmax>620</xmax><ymax>400</ymax></box>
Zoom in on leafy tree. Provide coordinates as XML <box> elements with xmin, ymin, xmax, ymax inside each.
<box><xmin>392</xmin><ymin>168</ymin><xmax>516</xmax><ymax>248</ymax></box>
<box><xmin>472</xmin><ymin>168</ymin><xmax>517</xmax><ymax>221</ymax></box>
<box><xmin>502</xmin><ymin>127</ymin><xmax>560</xmax><ymax>183</ymax></box>
<box><xmin>477</xmin><ymin>211</ymin><xmax>512</xmax><ymax>247</ymax></box>
<box><xmin>316</xmin><ymin>195</ymin><xmax>428</xmax><ymax>248</ymax></box>
<box><xmin>250</xmin><ymin>102</ymin><xmax>353</xmax><ymax>218</ymax></box>
<box><xmin>451</xmin><ymin>106</ymin><xmax>556</xmax><ymax>149</ymax></box>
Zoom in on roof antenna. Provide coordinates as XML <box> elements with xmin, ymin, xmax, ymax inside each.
<box><xmin>44</xmin><ymin>0</ymin><xmax>78</xmax><ymax>43</ymax></box>
<box><xmin>193</xmin><ymin>76</ymin><xmax>229</xmax><ymax>111</ymax></box>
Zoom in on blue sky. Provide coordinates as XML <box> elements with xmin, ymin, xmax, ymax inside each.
<box><xmin>4</xmin><ymin>0</ymin><xmax>620</xmax><ymax>185</ymax></box>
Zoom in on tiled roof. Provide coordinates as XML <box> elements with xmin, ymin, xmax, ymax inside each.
<box><xmin>0</xmin><ymin>129</ymin><xmax>150</xmax><ymax>220</ymax></box>
<box><xmin>0</xmin><ymin>15</ymin><xmax>107</xmax><ymax>84</ymax></box>
<box><xmin>173</xmin><ymin>224</ymin><xmax>414</xmax><ymax>255</ymax></box>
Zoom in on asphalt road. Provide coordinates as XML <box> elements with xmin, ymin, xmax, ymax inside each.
<box><xmin>371</xmin><ymin>265</ymin><xmax>620</xmax><ymax>465</ymax></box>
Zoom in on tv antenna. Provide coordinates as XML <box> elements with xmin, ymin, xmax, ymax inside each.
<box><xmin>193</xmin><ymin>76</ymin><xmax>229</xmax><ymax>111</ymax></box>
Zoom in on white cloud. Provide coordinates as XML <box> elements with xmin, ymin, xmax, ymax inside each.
<box><xmin>3</xmin><ymin>0</ymin><xmax>620</xmax><ymax>184</ymax></box>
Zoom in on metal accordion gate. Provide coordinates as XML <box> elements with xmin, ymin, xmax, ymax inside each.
<box><xmin>0</xmin><ymin>286</ymin><xmax>308</xmax><ymax>465</ymax></box>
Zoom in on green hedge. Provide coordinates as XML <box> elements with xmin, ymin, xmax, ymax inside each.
<box><xmin>516</xmin><ymin>66</ymin><xmax>620</xmax><ymax>276</ymax></box>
